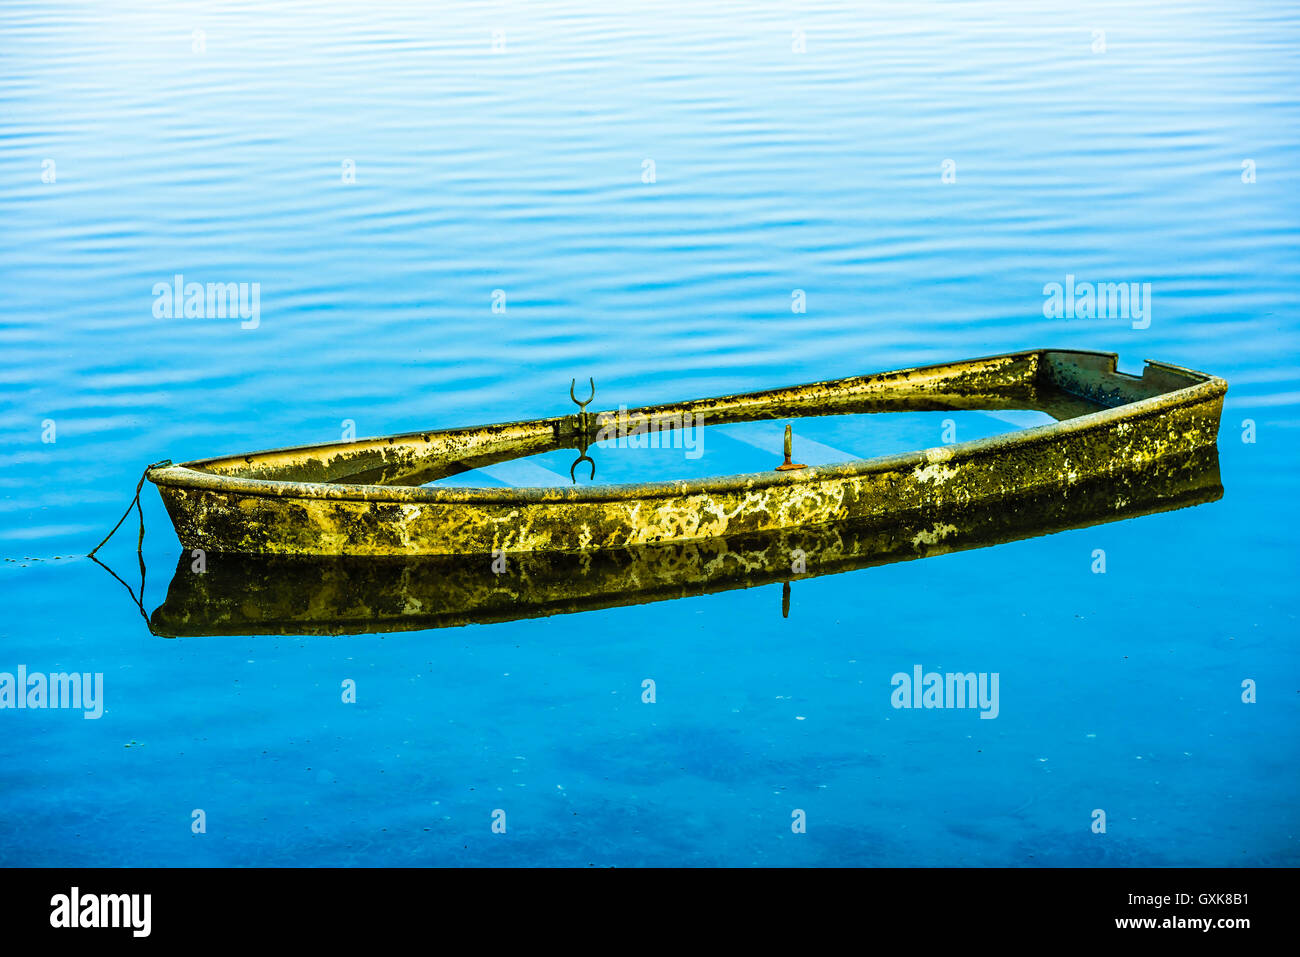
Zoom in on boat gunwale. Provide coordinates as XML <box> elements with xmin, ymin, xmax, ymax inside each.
<box><xmin>146</xmin><ymin>350</ymin><xmax>1226</xmax><ymax>506</ymax></box>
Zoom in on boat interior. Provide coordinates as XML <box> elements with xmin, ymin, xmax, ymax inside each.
<box><xmin>173</xmin><ymin>350</ymin><xmax>1215</xmax><ymax>490</ymax></box>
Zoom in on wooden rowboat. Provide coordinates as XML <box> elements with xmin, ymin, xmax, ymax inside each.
<box><xmin>148</xmin><ymin>446</ymin><xmax>1221</xmax><ymax>636</ymax></box>
<box><xmin>145</xmin><ymin>349</ymin><xmax>1225</xmax><ymax>556</ymax></box>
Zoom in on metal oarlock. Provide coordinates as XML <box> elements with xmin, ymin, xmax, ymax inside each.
<box><xmin>775</xmin><ymin>424</ymin><xmax>806</xmax><ymax>471</ymax></box>
<box><xmin>570</xmin><ymin>377</ymin><xmax>595</xmax><ymax>433</ymax></box>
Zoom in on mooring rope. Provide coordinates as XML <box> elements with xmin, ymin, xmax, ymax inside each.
<box><xmin>86</xmin><ymin>459</ymin><xmax>171</xmax><ymax>629</ymax></box>
<box><xmin>88</xmin><ymin>553</ymin><xmax>151</xmax><ymax>626</ymax></box>
<box><xmin>87</xmin><ymin>459</ymin><xmax>170</xmax><ymax>558</ymax></box>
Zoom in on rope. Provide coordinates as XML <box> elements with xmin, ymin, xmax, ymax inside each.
<box><xmin>87</xmin><ymin>459</ymin><xmax>171</xmax><ymax>558</ymax></box>
<box><xmin>86</xmin><ymin>459</ymin><xmax>172</xmax><ymax>630</ymax></box>
<box><xmin>88</xmin><ymin>553</ymin><xmax>151</xmax><ymax>627</ymax></box>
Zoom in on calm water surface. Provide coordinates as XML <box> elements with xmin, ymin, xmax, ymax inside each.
<box><xmin>0</xmin><ymin>0</ymin><xmax>1297</xmax><ymax>865</ymax></box>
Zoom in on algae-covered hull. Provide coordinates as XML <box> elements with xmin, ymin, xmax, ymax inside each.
<box><xmin>149</xmin><ymin>446</ymin><xmax>1222</xmax><ymax>636</ymax></box>
<box><xmin>146</xmin><ymin>349</ymin><xmax>1226</xmax><ymax>556</ymax></box>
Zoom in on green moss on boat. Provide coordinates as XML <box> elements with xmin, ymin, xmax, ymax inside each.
<box><xmin>146</xmin><ymin>349</ymin><xmax>1226</xmax><ymax>557</ymax></box>
<box><xmin>149</xmin><ymin>446</ymin><xmax>1221</xmax><ymax>636</ymax></box>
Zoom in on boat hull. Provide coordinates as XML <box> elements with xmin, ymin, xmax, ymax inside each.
<box><xmin>148</xmin><ymin>350</ymin><xmax>1226</xmax><ymax>556</ymax></box>
<box><xmin>149</xmin><ymin>445</ymin><xmax>1222</xmax><ymax>636</ymax></box>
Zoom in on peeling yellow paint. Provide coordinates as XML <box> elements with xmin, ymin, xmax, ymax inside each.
<box><xmin>911</xmin><ymin>523</ymin><xmax>959</xmax><ymax>547</ymax></box>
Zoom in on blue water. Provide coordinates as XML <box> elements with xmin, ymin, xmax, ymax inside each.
<box><xmin>1</xmin><ymin>0</ymin><xmax>1297</xmax><ymax>866</ymax></box>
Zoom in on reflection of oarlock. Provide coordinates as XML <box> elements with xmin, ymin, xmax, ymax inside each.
<box><xmin>569</xmin><ymin>377</ymin><xmax>596</xmax><ymax>483</ymax></box>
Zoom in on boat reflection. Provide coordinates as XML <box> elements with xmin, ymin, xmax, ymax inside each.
<box><xmin>149</xmin><ymin>447</ymin><xmax>1221</xmax><ymax>637</ymax></box>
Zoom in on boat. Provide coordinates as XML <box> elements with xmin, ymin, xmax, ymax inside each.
<box><xmin>144</xmin><ymin>349</ymin><xmax>1226</xmax><ymax>557</ymax></box>
<box><xmin>148</xmin><ymin>446</ymin><xmax>1221</xmax><ymax>636</ymax></box>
